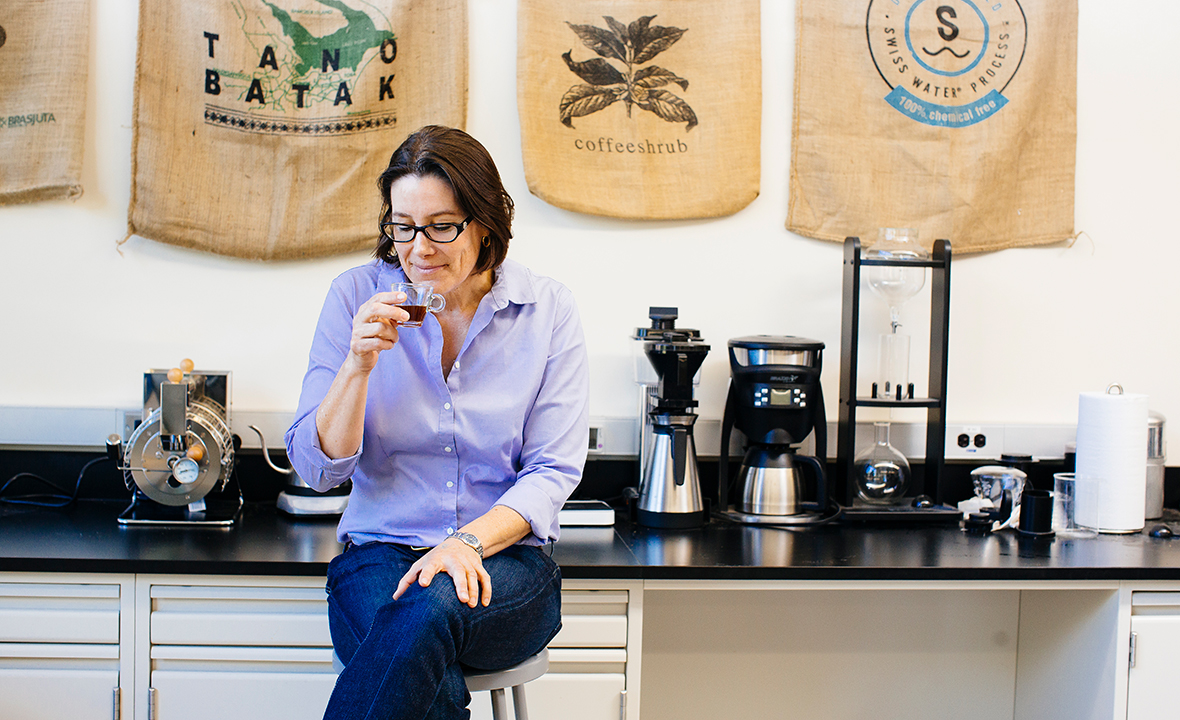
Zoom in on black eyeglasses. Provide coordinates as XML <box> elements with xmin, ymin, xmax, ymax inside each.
<box><xmin>381</xmin><ymin>216</ymin><xmax>474</xmax><ymax>244</ymax></box>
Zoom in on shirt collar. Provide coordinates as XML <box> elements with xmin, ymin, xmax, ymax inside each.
<box><xmin>486</xmin><ymin>258</ymin><xmax>536</xmax><ymax>311</ymax></box>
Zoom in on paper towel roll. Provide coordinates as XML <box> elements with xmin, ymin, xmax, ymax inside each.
<box><xmin>1074</xmin><ymin>386</ymin><xmax>1149</xmax><ymax>533</ymax></box>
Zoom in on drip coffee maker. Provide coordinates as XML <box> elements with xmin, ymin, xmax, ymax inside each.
<box><xmin>633</xmin><ymin>308</ymin><xmax>710</xmax><ymax>528</ymax></box>
<box><xmin>718</xmin><ymin>336</ymin><xmax>828</xmax><ymax>525</ymax></box>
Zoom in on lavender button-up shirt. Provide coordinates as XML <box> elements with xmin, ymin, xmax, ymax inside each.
<box><xmin>285</xmin><ymin>258</ymin><xmax>589</xmax><ymax>547</ymax></box>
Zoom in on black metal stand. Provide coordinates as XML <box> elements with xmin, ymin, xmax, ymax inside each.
<box><xmin>836</xmin><ymin>236</ymin><xmax>952</xmax><ymax>510</ymax></box>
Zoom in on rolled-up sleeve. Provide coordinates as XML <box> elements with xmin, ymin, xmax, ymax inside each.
<box><xmin>284</xmin><ymin>277</ymin><xmax>364</xmax><ymax>492</ymax></box>
<box><xmin>494</xmin><ymin>286</ymin><xmax>590</xmax><ymax>543</ymax></box>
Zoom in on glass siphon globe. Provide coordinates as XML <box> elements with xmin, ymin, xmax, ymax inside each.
<box><xmin>854</xmin><ymin>422</ymin><xmax>911</xmax><ymax>505</ymax></box>
<box><xmin>865</xmin><ymin>228</ymin><xmax>928</xmax><ymax>328</ymax></box>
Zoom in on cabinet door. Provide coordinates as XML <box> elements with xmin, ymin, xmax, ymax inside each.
<box><xmin>0</xmin><ymin>650</ymin><xmax>119</xmax><ymax>720</ymax></box>
<box><xmin>469</xmin><ymin>671</ymin><xmax>626</xmax><ymax>720</ymax></box>
<box><xmin>0</xmin><ymin>581</ymin><xmax>125</xmax><ymax>720</ymax></box>
<box><xmin>144</xmin><ymin>581</ymin><xmax>335</xmax><ymax>720</ymax></box>
<box><xmin>467</xmin><ymin>588</ymin><xmax>632</xmax><ymax>720</ymax></box>
<box><xmin>152</xmin><ymin>652</ymin><xmax>337</xmax><ymax>720</ymax></box>
<box><xmin>1127</xmin><ymin>593</ymin><xmax>1180</xmax><ymax>720</ymax></box>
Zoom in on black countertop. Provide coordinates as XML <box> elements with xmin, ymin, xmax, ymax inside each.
<box><xmin>4</xmin><ymin>500</ymin><xmax>1180</xmax><ymax>582</ymax></box>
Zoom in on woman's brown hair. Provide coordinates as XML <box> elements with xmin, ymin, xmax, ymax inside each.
<box><xmin>375</xmin><ymin>126</ymin><xmax>513</xmax><ymax>273</ymax></box>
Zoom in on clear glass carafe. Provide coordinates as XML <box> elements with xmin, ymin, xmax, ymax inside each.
<box><xmin>865</xmin><ymin>228</ymin><xmax>928</xmax><ymax>326</ymax></box>
<box><xmin>865</xmin><ymin>228</ymin><xmax>927</xmax><ymax>400</ymax></box>
<box><xmin>854</xmin><ymin>421</ymin><xmax>911</xmax><ymax>505</ymax></box>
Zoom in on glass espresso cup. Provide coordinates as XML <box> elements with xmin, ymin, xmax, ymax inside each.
<box><xmin>392</xmin><ymin>282</ymin><xmax>446</xmax><ymax>327</ymax></box>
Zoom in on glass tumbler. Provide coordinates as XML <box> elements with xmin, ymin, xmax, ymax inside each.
<box><xmin>1052</xmin><ymin>472</ymin><xmax>1097</xmax><ymax>538</ymax></box>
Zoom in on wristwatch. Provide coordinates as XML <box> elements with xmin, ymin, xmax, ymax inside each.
<box><xmin>448</xmin><ymin>531</ymin><xmax>484</xmax><ymax>558</ymax></box>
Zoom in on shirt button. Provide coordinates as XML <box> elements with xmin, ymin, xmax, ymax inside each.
<box><xmin>446</xmin><ymin>527</ymin><xmax>454</xmax><ymax>534</ymax></box>
<box><xmin>444</xmin><ymin>446</ymin><xmax>453</xmax><ymax>453</ymax></box>
<box><xmin>454</xmin><ymin>360</ymin><xmax>460</xmax><ymax>369</ymax></box>
<box><xmin>444</xmin><ymin>403</ymin><xmax>451</xmax><ymax>410</ymax></box>
<box><xmin>446</xmin><ymin>481</ymin><xmax>454</xmax><ymax>488</ymax></box>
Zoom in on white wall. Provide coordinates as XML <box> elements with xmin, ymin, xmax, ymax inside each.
<box><xmin>1</xmin><ymin>1</ymin><xmax>1177</xmax><ymax>454</ymax></box>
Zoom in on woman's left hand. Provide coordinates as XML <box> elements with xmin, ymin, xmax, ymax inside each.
<box><xmin>393</xmin><ymin>539</ymin><xmax>491</xmax><ymax>608</ymax></box>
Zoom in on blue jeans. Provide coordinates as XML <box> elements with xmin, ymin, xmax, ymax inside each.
<box><xmin>323</xmin><ymin>541</ymin><xmax>562</xmax><ymax>720</ymax></box>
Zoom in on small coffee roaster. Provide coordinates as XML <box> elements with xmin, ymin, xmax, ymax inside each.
<box><xmin>108</xmin><ymin>368</ymin><xmax>242</xmax><ymax>526</ymax></box>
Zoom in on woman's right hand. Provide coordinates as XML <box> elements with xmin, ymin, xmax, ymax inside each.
<box><xmin>345</xmin><ymin>290</ymin><xmax>410</xmax><ymax>374</ymax></box>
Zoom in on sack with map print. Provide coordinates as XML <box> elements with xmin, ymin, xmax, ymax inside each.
<box><xmin>0</xmin><ymin>0</ymin><xmax>89</xmax><ymax>205</ymax></box>
<box><xmin>517</xmin><ymin>0</ymin><xmax>761</xmax><ymax>219</ymax></box>
<box><xmin>128</xmin><ymin>0</ymin><xmax>466</xmax><ymax>260</ymax></box>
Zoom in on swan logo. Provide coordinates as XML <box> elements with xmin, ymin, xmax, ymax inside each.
<box><xmin>867</xmin><ymin>0</ymin><xmax>1026</xmax><ymax>127</ymax></box>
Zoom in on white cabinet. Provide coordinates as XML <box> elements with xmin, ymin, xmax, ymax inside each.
<box><xmin>0</xmin><ymin>576</ymin><xmax>134</xmax><ymax>720</ymax></box>
<box><xmin>469</xmin><ymin>582</ymin><xmax>639</xmax><ymax>720</ymax></box>
<box><xmin>134</xmin><ymin>577</ymin><xmax>336</xmax><ymax>720</ymax></box>
<box><xmin>1126</xmin><ymin>591</ymin><xmax>1180</xmax><ymax>720</ymax></box>
<box><xmin>11</xmin><ymin>568</ymin><xmax>1180</xmax><ymax>720</ymax></box>
<box><xmin>131</xmin><ymin>575</ymin><xmax>640</xmax><ymax>720</ymax></box>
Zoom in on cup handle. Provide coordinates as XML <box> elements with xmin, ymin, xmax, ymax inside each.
<box><xmin>429</xmin><ymin>294</ymin><xmax>446</xmax><ymax>313</ymax></box>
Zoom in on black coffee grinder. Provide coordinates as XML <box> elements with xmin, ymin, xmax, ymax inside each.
<box><xmin>634</xmin><ymin>308</ymin><xmax>710</xmax><ymax>528</ymax></box>
<box><xmin>718</xmin><ymin>336</ymin><xmax>829</xmax><ymax>525</ymax></box>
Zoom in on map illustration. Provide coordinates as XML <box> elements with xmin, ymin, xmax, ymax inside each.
<box><xmin>206</xmin><ymin>0</ymin><xmax>397</xmax><ymax>133</ymax></box>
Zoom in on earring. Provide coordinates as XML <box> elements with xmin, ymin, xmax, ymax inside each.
<box><xmin>482</xmin><ymin>236</ymin><xmax>491</xmax><ymax>247</ymax></box>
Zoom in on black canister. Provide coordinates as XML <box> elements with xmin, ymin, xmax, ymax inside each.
<box><xmin>1018</xmin><ymin>489</ymin><xmax>1054</xmax><ymax>536</ymax></box>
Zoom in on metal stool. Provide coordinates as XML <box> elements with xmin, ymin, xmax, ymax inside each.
<box><xmin>330</xmin><ymin>648</ymin><xmax>549</xmax><ymax>720</ymax></box>
<box><xmin>463</xmin><ymin>648</ymin><xmax>549</xmax><ymax>720</ymax></box>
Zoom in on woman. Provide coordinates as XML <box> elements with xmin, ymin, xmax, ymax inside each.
<box><xmin>285</xmin><ymin>125</ymin><xmax>590</xmax><ymax>720</ymax></box>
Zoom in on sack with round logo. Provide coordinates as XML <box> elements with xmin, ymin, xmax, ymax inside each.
<box><xmin>128</xmin><ymin>0</ymin><xmax>466</xmax><ymax>260</ymax></box>
<box><xmin>0</xmin><ymin>0</ymin><xmax>89</xmax><ymax>205</ymax></box>
<box><xmin>517</xmin><ymin>0</ymin><xmax>760</xmax><ymax>220</ymax></box>
<box><xmin>788</xmin><ymin>0</ymin><xmax>1077</xmax><ymax>253</ymax></box>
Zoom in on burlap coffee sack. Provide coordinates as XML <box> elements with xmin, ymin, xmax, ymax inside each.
<box><xmin>518</xmin><ymin>0</ymin><xmax>760</xmax><ymax>219</ymax></box>
<box><xmin>0</xmin><ymin>0</ymin><xmax>89</xmax><ymax>205</ymax></box>
<box><xmin>788</xmin><ymin>0</ymin><xmax>1077</xmax><ymax>253</ymax></box>
<box><xmin>128</xmin><ymin>0</ymin><xmax>466</xmax><ymax>260</ymax></box>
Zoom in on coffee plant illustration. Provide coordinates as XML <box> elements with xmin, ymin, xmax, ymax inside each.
<box><xmin>560</xmin><ymin>15</ymin><xmax>697</xmax><ymax>131</ymax></box>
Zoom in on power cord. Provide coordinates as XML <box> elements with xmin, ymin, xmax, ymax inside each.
<box><xmin>0</xmin><ymin>457</ymin><xmax>109</xmax><ymax>508</ymax></box>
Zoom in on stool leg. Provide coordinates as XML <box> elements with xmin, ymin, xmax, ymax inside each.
<box><xmin>512</xmin><ymin>684</ymin><xmax>529</xmax><ymax>720</ymax></box>
<box><xmin>489</xmin><ymin>687</ymin><xmax>510</xmax><ymax>720</ymax></box>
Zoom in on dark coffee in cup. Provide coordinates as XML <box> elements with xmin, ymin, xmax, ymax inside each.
<box><xmin>402</xmin><ymin>305</ymin><xmax>428</xmax><ymax>324</ymax></box>
<box><xmin>392</xmin><ymin>281</ymin><xmax>445</xmax><ymax>328</ymax></box>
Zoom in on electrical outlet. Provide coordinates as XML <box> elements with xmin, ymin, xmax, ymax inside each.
<box><xmin>119</xmin><ymin>410</ymin><xmax>142</xmax><ymax>440</ymax></box>
<box><xmin>588</xmin><ymin>426</ymin><xmax>605</xmax><ymax>453</ymax></box>
<box><xmin>946</xmin><ymin>424</ymin><xmax>1005</xmax><ymax>459</ymax></box>
<box><xmin>585</xmin><ymin>417</ymin><xmax>637</xmax><ymax>456</ymax></box>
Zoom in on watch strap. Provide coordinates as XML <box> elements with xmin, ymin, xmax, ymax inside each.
<box><xmin>448</xmin><ymin>531</ymin><xmax>484</xmax><ymax>558</ymax></box>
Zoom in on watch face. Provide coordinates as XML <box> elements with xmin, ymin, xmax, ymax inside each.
<box><xmin>454</xmin><ymin>532</ymin><xmax>483</xmax><ymax>556</ymax></box>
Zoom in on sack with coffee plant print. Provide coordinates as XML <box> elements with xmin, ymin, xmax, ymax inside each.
<box><xmin>0</xmin><ymin>0</ymin><xmax>89</xmax><ymax>205</ymax></box>
<box><xmin>128</xmin><ymin>0</ymin><xmax>466</xmax><ymax>260</ymax></box>
<box><xmin>788</xmin><ymin>0</ymin><xmax>1077</xmax><ymax>253</ymax></box>
<box><xmin>518</xmin><ymin>0</ymin><xmax>760</xmax><ymax>220</ymax></box>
